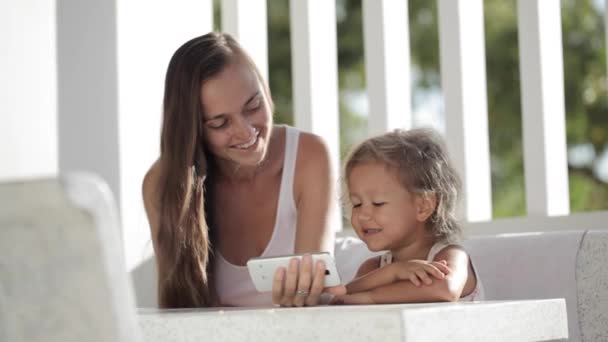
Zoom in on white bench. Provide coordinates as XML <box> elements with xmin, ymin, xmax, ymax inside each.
<box><xmin>465</xmin><ymin>231</ymin><xmax>608</xmax><ymax>341</ymax></box>
<box><xmin>336</xmin><ymin>231</ymin><xmax>608</xmax><ymax>341</ymax></box>
<box><xmin>133</xmin><ymin>231</ymin><xmax>608</xmax><ymax>341</ymax></box>
<box><xmin>1</xmin><ymin>174</ymin><xmax>602</xmax><ymax>341</ymax></box>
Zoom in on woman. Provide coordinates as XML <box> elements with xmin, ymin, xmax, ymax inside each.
<box><xmin>142</xmin><ymin>32</ymin><xmax>339</xmax><ymax>308</ymax></box>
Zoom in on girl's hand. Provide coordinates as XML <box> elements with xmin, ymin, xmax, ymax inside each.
<box><xmin>271</xmin><ymin>254</ymin><xmax>345</xmax><ymax>307</ymax></box>
<box><xmin>330</xmin><ymin>292</ymin><xmax>375</xmax><ymax>305</ymax></box>
<box><xmin>394</xmin><ymin>259</ymin><xmax>451</xmax><ymax>287</ymax></box>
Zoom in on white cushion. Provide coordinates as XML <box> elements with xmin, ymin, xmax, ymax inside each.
<box><xmin>464</xmin><ymin>231</ymin><xmax>585</xmax><ymax>341</ymax></box>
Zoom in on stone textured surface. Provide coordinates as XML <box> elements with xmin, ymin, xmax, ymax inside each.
<box><xmin>402</xmin><ymin>299</ymin><xmax>567</xmax><ymax>342</ymax></box>
<box><xmin>576</xmin><ymin>231</ymin><xmax>608</xmax><ymax>341</ymax></box>
<box><xmin>0</xmin><ymin>174</ymin><xmax>141</xmax><ymax>342</ymax></box>
<box><xmin>139</xmin><ymin>300</ymin><xmax>568</xmax><ymax>342</ymax></box>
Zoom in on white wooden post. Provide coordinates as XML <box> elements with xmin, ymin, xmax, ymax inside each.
<box><xmin>0</xmin><ymin>1</ymin><xmax>57</xmax><ymax>181</ymax></box>
<box><xmin>518</xmin><ymin>0</ymin><xmax>569</xmax><ymax>216</ymax></box>
<box><xmin>57</xmin><ymin>0</ymin><xmax>213</xmax><ymax>270</ymax></box>
<box><xmin>289</xmin><ymin>0</ymin><xmax>342</xmax><ymax>231</ymax></box>
<box><xmin>221</xmin><ymin>0</ymin><xmax>269</xmax><ymax>82</ymax></box>
<box><xmin>362</xmin><ymin>0</ymin><xmax>411</xmax><ymax>136</ymax></box>
<box><xmin>438</xmin><ymin>0</ymin><xmax>492</xmax><ymax>222</ymax></box>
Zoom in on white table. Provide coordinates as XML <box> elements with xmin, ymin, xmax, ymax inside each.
<box><xmin>138</xmin><ymin>299</ymin><xmax>568</xmax><ymax>341</ymax></box>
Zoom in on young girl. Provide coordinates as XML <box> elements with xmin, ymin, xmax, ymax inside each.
<box><xmin>332</xmin><ymin>128</ymin><xmax>483</xmax><ymax>304</ymax></box>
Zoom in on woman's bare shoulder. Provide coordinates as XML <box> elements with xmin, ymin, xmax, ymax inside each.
<box><xmin>297</xmin><ymin>131</ymin><xmax>330</xmax><ymax>155</ymax></box>
<box><xmin>142</xmin><ymin>159</ymin><xmax>162</xmax><ymax>237</ymax></box>
<box><xmin>293</xmin><ymin>131</ymin><xmax>332</xmax><ymax>191</ymax></box>
<box><xmin>296</xmin><ymin>131</ymin><xmax>331</xmax><ymax>172</ymax></box>
<box><xmin>143</xmin><ymin>159</ymin><xmax>162</xmax><ymax>202</ymax></box>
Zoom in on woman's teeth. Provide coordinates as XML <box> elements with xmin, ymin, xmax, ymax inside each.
<box><xmin>234</xmin><ymin>129</ymin><xmax>259</xmax><ymax>149</ymax></box>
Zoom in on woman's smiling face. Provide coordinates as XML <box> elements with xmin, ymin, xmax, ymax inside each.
<box><xmin>200</xmin><ymin>59</ymin><xmax>273</xmax><ymax>169</ymax></box>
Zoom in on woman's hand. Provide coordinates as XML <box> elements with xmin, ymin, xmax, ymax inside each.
<box><xmin>271</xmin><ymin>254</ymin><xmax>345</xmax><ymax>307</ymax></box>
<box><xmin>393</xmin><ymin>259</ymin><xmax>451</xmax><ymax>287</ymax></box>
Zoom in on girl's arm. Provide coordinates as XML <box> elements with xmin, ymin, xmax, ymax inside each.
<box><xmin>272</xmin><ymin>132</ymin><xmax>338</xmax><ymax>307</ymax></box>
<box><xmin>346</xmin><ymin>259</ymin><xmax>450</xmax><ymax>294</ymax></box>
<box><xmin>340</xmin><ymin>246</ymin><xmax>476</xmax><ymax>304</ymax></box>
<box><xmin>354</xmin><ymin>256</ymin><xmax>381</xmax><ymax>278</ymax></box>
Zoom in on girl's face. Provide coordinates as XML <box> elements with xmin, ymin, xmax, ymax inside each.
<box><xmin>200</xmin><ymin>60</ymin><xmax>273</xmax><ymax>169</ymax></box>
<box><xmin>348</xmin><ymin>162</ymin><xmax>428</xmax><ymax>252</ymax></box>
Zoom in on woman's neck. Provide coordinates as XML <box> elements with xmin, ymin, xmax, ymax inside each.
<box><xmin>213</xmin><ymin>160</ymin><xmax>266</xmax><ymax>183</ymax></box>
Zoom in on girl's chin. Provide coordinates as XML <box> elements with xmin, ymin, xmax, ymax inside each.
<box><xmin>356</xmin><ymin>237</ymin><xmax>385</xmax><ymax>252</ymax></box>
<box><xmin>366</xmin><ymin>245</ymin><xmax>386</xmax><ymax>252</ymax></box>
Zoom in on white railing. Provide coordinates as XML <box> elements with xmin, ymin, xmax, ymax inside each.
<box><xmin>362</xmin><ymin>0</ymin><xmax>411</xmax><ymax>136</ymax></box>
<box><xmin>223</xmin><ymin>0</ymin><xmax>607</xmax><ymax>235</ymax></box>
<box><xmin>4</xmin><ymin>0</ymin><xmax>608</xmax><ymax>270</ymax></box>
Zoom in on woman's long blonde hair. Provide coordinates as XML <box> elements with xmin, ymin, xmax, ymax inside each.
<box><xmin>157</xmin><ymin>32</ymin><xmax>270</xmax><ymax>308</ymax></box>
<box><xmin>344</xmin><ymin>128</ymin><xmax>463</xmax><ymax>243</ymax></box>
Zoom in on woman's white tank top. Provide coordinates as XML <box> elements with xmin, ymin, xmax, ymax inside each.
<box><xmin>214</xmin><ymin>126</ymin><xmax>300</xmax><ymax>306</ymax></box>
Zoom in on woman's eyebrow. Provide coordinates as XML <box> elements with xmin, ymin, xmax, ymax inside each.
<box><xmin>205</xmin><ymin>91</ymin><xmax>261</xmax><ymax>121</ymax></box>
<box><xmin>204</xmin><ymin>113</ymin><xmax>226</xmax><ymax>122</ymax></box>
<box><xmin>242</xmin><ymin>91</ymin><xmax>260</xmax><ymax>107</ymax></box>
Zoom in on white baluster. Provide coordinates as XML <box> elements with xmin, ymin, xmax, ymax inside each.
<box><xmin>518</xmin><ymin>0</ymin><xmax>569</xmax><ymax>216</ymax></box>
<box><xmin>57</xmin><ymin>0</ymin><xmax>213</xmax><ymax>270</ymax></box>
<box><xmin>438</xmin><ymin>0</ymin><xmax>493</xmax><ymax>221</ymax></box>
<box><xmin>363</xmin><ymin>0</ymin><xmax>412</xmax><ymax>136</ymax></box>
<box><xmin>290</xmin><ymin>0</ymin><xmax>342</xmax><ymax>231</ymax></box>
<box><xmin>222</xmin><ymin>0</ymin><xmax>269</xmax><ymax>82</ymax></box>
<box><xmin>0</xmin><ymin>0</ymin><xmax>57</xmax><ymax>181</ymax></box>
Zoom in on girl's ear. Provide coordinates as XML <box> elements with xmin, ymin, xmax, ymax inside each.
<box><xmin>415</xmin><ymin>193</ymin><xmax>437</xmax><ymax>222</ymax></box>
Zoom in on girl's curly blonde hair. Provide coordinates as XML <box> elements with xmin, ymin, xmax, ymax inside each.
<box><xmin>344</xmin><ymin>128</ymin><xmax>462</xmax><ymax>243</ymax></box>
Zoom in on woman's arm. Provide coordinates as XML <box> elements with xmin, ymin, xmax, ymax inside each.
<box><xmin>293</xmin><ymin>132</ymin><xmax>336</xmax><ymax>253</ymax></box>
<box><xmin>142</xmin><ymin>159</ymin><xmax>173</xmax><ymax>301</ymax></box>
<box><xmin>142</xmin><ymin>159</ymin><xmax>162</xmax><ymax>262</ymax></box>
<box><xmin>272</xmin><ymin>132</ymin><xmax>338</xmax><ymax>307</ymax></box>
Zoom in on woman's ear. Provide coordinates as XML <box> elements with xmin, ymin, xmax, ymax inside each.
<box><xmin>415</xmin><ymin>193</ymin><xmax>437</xmax><ymax>222</ymax></box>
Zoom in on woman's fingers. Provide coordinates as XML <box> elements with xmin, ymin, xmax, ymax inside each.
<box><xmin>279</xmin><ymin>258</ymin><xmax>300</xmax><ymax>306</ymax></box>
<box><xmin>271</xmin><ymin>267</ymin><xmax>286</xmax><ymax>305</ymax></box>
<box><xmin>305</xmin><ymin>260</ymin><xmax>326</xmax><ymax>306</ymax></box>
<box><xmin>272</xmin><ymin>256</ymin><xmax>340</xmax><ymax>307</ymax></box>
<box><xmin>293</xmin><ymin>254</ymin><xmax>313</xmax><ymax>307</ymax></box>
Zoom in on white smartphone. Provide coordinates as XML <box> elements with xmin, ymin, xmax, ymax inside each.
<box><xmin>246</xmin><ymin>252</ymin><xmax>342</xmax><ymax>292</ymax></box>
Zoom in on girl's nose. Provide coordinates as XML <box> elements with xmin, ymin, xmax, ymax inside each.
<box><xmin>357</xmin><ymin>206</ymin><xmax>372</xmax><ymax>221</ymax></box>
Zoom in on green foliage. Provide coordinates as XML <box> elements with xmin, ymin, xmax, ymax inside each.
<box><xmin>406</xmin><ymin>0</ymin><xmax>608</xmax><ymax>216</ymax></box>
<box><xmin>267</xmin><ymin>0</ymin><xmax>293</xmax><ymax>126</ymax></box>
<box><xmin>221</xmin><ymin>0</ymin><xmax>608</xmax><ymax>217</ymax></box>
